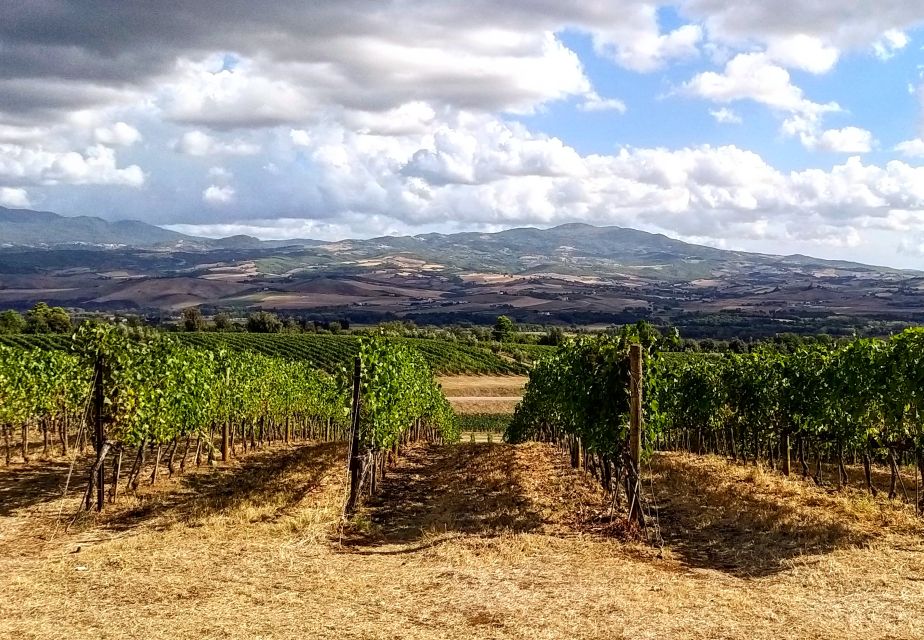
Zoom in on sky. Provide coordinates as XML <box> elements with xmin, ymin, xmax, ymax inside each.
<box><xmin>2</xmin><ymin>2</ymin><xmax>924</xmax><ymax>268</ymax></box>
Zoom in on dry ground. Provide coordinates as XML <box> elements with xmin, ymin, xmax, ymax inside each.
<box><xmin>1</xmin><ymin>440</ymin><xmax>924</xmax><ymax>640</ymax></box>
<box><xmin>438</xmin><ymin>375</ymin><xmax>525</xmax><ymax>415</ymax></box>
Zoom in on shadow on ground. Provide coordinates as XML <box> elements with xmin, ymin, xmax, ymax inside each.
<box><xmin>646</xmin><ymin>453</ymin><xmax>876</xmax><ymax>578</ymax></box>
<box><xmin>0</xmin><ymin>459</ymin><xmax>91</xmax><ymax>516</ymax></box>
<box><xmin>341</xmin><ymin>442</ymin><xmax>543</xmax><ymax>549</ymax></box>
<box><xmin>101</xmin><ymin>441</ymin><xmax>345</xmax><ymax>532</ymax></box>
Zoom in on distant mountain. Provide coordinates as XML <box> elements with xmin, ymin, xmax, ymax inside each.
<box><xmin>1</xmin><ymin>212</ymin><xmax>921</xmax><ymax>335</ymax></box>
<box><xmin>0</xmin><ymin>207</ymin><xmax>277</xmax><ymax>250</ymax></box>
<box><xmin>0</xmin><ymin>208</ymin><xmax>908</xmax><ymax>281</ymax></box>
<box><xmin>317</xmin><ymin>222</ymin><xmax>904</xmax><ymax>281</ymax></box>
<box><xmin>0</xmin><ymin>206</ymin><xmax>193</xmax><ymax>248</ymax></box>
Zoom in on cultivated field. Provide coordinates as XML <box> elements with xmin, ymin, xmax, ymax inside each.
<box><xmin>439</xmin><ymin>375</ymin><xmax>525</xmax><ymax>416</ymax></box>
<box><xmin>1</xmin><ymin>439</ymin><xmax>923</xmax><ymax>640</ymax></box>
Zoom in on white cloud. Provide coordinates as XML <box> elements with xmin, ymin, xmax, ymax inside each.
<box><xmin>685</xmin><ymin>53</ymin><xmax>843</xmax><ymax>149</ymax></box>
<box><xmin>174</xmin><ymin>130</ymin><xmax>260</xmax><ymax>156</ymax></box>
<box><xmin>93</xmin><ymin>122</ymin><xmax>142</xmax><ymax>146</ymax></box>
<box><xmin>207</xmin><ymin>166</ymin><xmax>232</xmax><ymax>181</ymax></box>
<box><xmin>709</xmin><ymin>108</ymin><xmax>741</xmax><ymax>124</ymax></box>
<box><xmin>765</xmin><ymin>34</ymin><xmax>839</xmax><ymax>74</ymax></box>
<box><xmin>685</xmin><ymin>53</ymin><xmax>838</xmax><ymax>115</ymax></box>
<box><xmin>578</xmin><ymin>93</ymin><xmax>627</xmax><ymax>113</ymax></box>
<box><xmin>593</xmin><ymin>16</ymin><xmax>703</xmax><ymax>72</ymax></box>
<box><xmin>0</xmin><ymin>143</ymin><xmax>145</xmax><ymax>187</ymax></box>
<box><xmin>895</xmin><ymin>138</ymin><xmax>924</xmax><ymax>157</ymax></box>
<box><xmin>4</xmin><ymin>2</ymin><xmax>924</xmax><ymax>266</ymax></box>
<box><xmin>808</xmin><ymin>127</ymin><xmax>875</xmax><ymax>153</ymax></box>
<box><xmin>202</xmin><ymin>184</ymin><xmax>235</xmax><ymax>205</ymax></box>
<box><xmin>289</xmin><ymin>129</ymin><xmax>312</xmax><ymax>147</ymax></box>
<box><xmin>873</xmin><ymin>29</ymin><xmax>910</xmax><ymax>60</ymax></box>
<box><xmin>0</xmin><ymin>187</ymin><xmax>31</xmax><ymax>208</ymax></box>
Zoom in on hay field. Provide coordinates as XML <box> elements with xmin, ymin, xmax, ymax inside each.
<box><xmin>1</xmin><ymin>439</ymin><xmax>923</xmax><ymax>639</ymax></box>
<box><xmin>439</xmin><ymin>375</ymin><xmax>526</xmax><ymax>415</ymax></box>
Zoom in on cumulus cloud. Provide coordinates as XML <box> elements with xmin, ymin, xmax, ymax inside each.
<box><xmin>873</xmin><ymin>29</ymin><xmax>910</xmax><ymax>60</ymax></box>
<box><xmin>0</xmin><ymin>144</ymin><xmax>145</xmax><ymax>187</ymax></box>
<box><xmin>685</xmin><ymin>53</ymin><xmax>845</xmax><ymax>149</ymax></box>
<box><xmin>207</xmin><ymin>166</ymin><xmax>233</xmax><ymax>181</ymax></box>
<box><xmin>685</xmin><ymin>53</ymin><xmax>839</xmax><ymax>116</ymax></box>
<box><xmin>289</xmin><ymin>129</ymin><xmax>312</xmax><ymax>147</ymax></box>
<box><xmin>93</xmin><ymin>122</ymin><xmax>142</xmax><ymax>146</ymax></box>
<box><xmin>203</xmin><ymin>184</ymin><xmax>235</xmax><ymax>205</ymax></box>
<box><xmin>765</xmin><ymin>34</ymin><xmax>839</xmax><ymax>74</ymax></box>
<box><xmin>709</xmin><ymin>108</ymin><xmax>741</xmax><ymax>124</ymax></box>
<box><xmin>578</xmin><ymin>93</ymin><xmax>628</xmax><ymax>113</ymax></box>
<box><xmin>808</xmin><ymin>127</ymin><xmax>876</xmax><ymax>153</ymax></box>
<box><xmin>174</xmin><ymin>130</ymin><xmax>260</xmax><ymax>156</ymax></box>
<box><xmin>2</xmin><ymin>1</ymin><xmax>924</xmax><ymax>265</ymax></box>
<box><xmin>0</xmin><ymin>187</ymin><xmax>31</xmax><ymax>208</ymax></box>
<box><xmin>895</xmin><ymin>138</ymin><xmax>924</xmax><ymax>157</ymax></box>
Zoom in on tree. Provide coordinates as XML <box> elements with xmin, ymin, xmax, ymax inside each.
<box><xmin>213</xmin><ymin>312</ymin><xmax>233</xmax><ymax>332</ymax></box>
<box><xmin>246</xmin><ymin>311</ymin><xmax>282</xmax><ymax>333</ymax></box>
<box><xmin>26</xmin><ymin>302</ymin><xmax>72</xmax><ymax>334</ymax></box>
<box><xmin>0</xmin><ymin>309</ymin><xmax>25</xmax><ymax>334</ymax></box>
<box><xmin>182</xmin><ymin>307</ymin><xmax>206</xmax><ymax>332</ymax></box>
<box><xmin>539</xmin><ymin>326</ymin><xmax>565</xmax><ymax>346</ymax></box>
<box><xmin>493</xmin><ymin>315</ymin><xmax>517</xmax><ymax>342</ymax></box>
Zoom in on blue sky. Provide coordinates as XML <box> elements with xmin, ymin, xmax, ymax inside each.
<box><xmin>2</xmin><ymin>2</ymin><xmax>924</xmax><ymax>267</ymax></box>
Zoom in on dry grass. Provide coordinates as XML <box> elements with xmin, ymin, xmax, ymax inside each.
<box><xmin>448</xmin><ymin>396</ymin><xmax>521</xmax><ymax>414</ymax></box>
<box><xmin>439</xmin><ymin>375</ymin><xmax>524</xmax><ymax>414</ymax></box>
<box><xmin>1</xmin><ymin>441</ymin><xmax>924</xmax><ymax>639</ymax></box>
<box><xmin>438</xmin><ymin>376</ymin><xmax>528</xmax><ymax>398</ymax></box>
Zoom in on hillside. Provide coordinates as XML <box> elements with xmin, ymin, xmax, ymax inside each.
<box><xmin>0</xmin><ymin>206</ymin><xmax>267</xmax><ymax>250</ymax></box>
<box><xmin>1</xmin><ymin>209</ymin><xmax>923</xmax><ymax>336</ymax></box>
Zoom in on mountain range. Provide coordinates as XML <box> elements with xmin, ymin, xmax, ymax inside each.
<box><xmin>1</xmin><ymin>206</ymin><xmax>922</xmax><ymax>337</ymax></box>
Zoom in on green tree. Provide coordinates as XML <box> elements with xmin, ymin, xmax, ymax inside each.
<box><xmin>182</xmin><ymin>307</ymin><xmax>206</xmax><ymax>332</ymax></box>
<box><xmin>213</xmin><ymin>312</ymin><xmax>233</xmax><ymax>332</ymax></box>
<box><xmin>246</xmin><ymin>311</ymin><xmax>283</xmax><ymax>333</ymax></box>
<box><xmin>26</xmin><ymin>302</ymin><xmax>71</xmax><ymax>334</ymax></box>
<box><xmin>539</xmin><ymin>326</ymin><xmax>565</xmax><ymax>346</ymax></box>
<box><xmin>492</xmin><ymin>315</ymin><xmax>517</xmax><ymax>342</ymax></box>
<box><xmin>0</xmin><ymin>310</ymin><xmax>26</xmax><ymax>334</ymax></box>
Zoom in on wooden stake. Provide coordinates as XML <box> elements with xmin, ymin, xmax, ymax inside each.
<box><xmin>628</xmin><ymin>344</ymin><xmax>644</xmax><ymax>528</ymax></box>
<box><xmin>345</xmin><ymin>357</ymin><xmax>362</xmax><ymax>515</ymax></box>
<box><xmin>94</xmin><ymin>355</ymin><xmax>105</xmax><ymax>512</ymax></box>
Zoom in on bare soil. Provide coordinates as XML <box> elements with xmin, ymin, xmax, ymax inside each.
<box><xmin>1</xmin><ymin>441</ymin><xmax>923</xmax><ymax>640</ymax></box>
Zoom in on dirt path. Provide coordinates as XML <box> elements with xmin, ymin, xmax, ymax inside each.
<box><xmin>1</xmin><ymin>441</ymin><xmax>923</xmax><ymax>639</ymax></box>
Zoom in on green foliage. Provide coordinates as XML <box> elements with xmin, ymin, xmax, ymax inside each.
<box><xmin>507</xmin><ymin>334</ymin><xmax>634</xmax><ymax>458</ymax></box>
<box><xmin>351</xmin><ymin>337</ymin><xmax>456</xmax><ymax>450</ymax></box>
<box><xmin>67</xmin><ymin>323</ymin><xmax>347</xmax><ymax>447</ymax></box>
<box><xmin>492</xmin><ymin>315</ymin><xmax>517</xmax><ymax>342</ymax></box>
<box><xmin>511</xmin><ymin>327</ymin><xmax>924</xmax><ymax>478</ymax></box>
<box><xmin>1</xmin><ymin>328</ymin><xmax>456</xmax><ymax>464</ymax></box>
<box><xmin>25</xmin><ymin>302</ymin><xmax>72</xmax><ymax>334</ymax></box>
<box><xmin>182</xmin><ymin>307</ymin><xmax>206</xmax><ymax>332</ymax></box>
<box><xmin>246</xmin><ymin>311</ymin><xmax>283</xmax><ymax>333</ymax></box>
<box><xmin>0</xmin><ymin>310</ymin><xmax>26</xmax><ymax>334</ymax></box>
<box><xmin>454</xmin><ymin>413</ymin><xmax>510</xmax><ymax>433</ymax></box>
<box><xmin>645</xmin><ymin>329</ymin><xmax>924</xmax><ymax>463</ymax></box>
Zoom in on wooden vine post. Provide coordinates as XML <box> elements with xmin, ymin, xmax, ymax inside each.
<box><xmin>221</xmin><ymin>366</ymin><xmax>230</xmax><ymax>462</ymax></box>
<box><xmin>345</xmin><ymin>356</ymin><xmax>362</xmax><ymax>516</ymax></box>
<box><xmin>95</xmin><ymin>356</ymin><xmax>105</xmax><ymax>511</ymax></box>
<box><xmin>84</xmin><ymin>354</ymin><xmax>109</xmax><ymax>512</ymax></box>
<box><xmin>628</xmin><ymin>344</ymin><xmax>644</xmax><ymax>527</ymax></box>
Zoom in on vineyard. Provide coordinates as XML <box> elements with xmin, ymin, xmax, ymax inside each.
<box><xmin>509</xmin><ymin>327</ymin><xmax>924</xmax><ymax>522</ymax></box>
<box><xmin>0</xmin><ymin>332</ymin><xmax>549</xmax><ymax>375</ymax></box>
<box><xmin>0</xmin><ymin>325</ymin><xmax>456</xmax><ymax>512</ymax></box>
<box><xmin>3</xmin><ymin>327</ymin><xmax>924</xmax><ymax>638</ymax></box>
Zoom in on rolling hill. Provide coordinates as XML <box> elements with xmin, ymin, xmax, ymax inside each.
<box><xmin>1</xmin><ymin>208</ymin><xmax>922</xmax><ymax>337</ymax></box>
